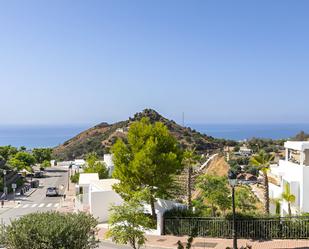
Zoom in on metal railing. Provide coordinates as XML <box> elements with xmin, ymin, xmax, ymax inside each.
<box><xmin>164</xmin><ymin>216</ymin><xmax>309</xmax><ymax>239</ymax></box>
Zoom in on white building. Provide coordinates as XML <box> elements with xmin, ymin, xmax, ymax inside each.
<box><xmin>78</xmin><ymin>173</ymin><xmax>100</xmax><ymax>206</ymax></box>
<box><xmin>238</xmin><ymin>146</ymin><xmax>252</xmax><ymax>156</ymax></box>
<box><xmin>103</xmin><ymin>154</ymin><xmax>114</xmax><ymax>176</ymax></box>
<box><xmin>76</xmin><ymin>173</ymin><xmax>122</xmax><ymax>222</ymax></box>
<box><xmin>269</xmin><ymin>141</ymin><xmax>309</xmax><ymax>216</ymax></box>
<box><xmin>74</xmin><ymin>159</ymin><xmax>86</xmax><ymax>168</ymax></box>
<box><xmin>76</xmin><ymin>172</ymin><xmax>185</xmax><ymax>234</ymax></box>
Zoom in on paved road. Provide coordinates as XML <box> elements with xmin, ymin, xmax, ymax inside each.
<box><xmin>0</xmin><ymin>167</ymin><xmax>68</xmax><ymax>224</ymax></box>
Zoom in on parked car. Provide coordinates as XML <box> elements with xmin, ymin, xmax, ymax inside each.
<box><xmin>46</xmin><ymin>187</ymin><xmax>59</xmax><ymax>197</ymax></box>
<box><xmin>34</xmin><ymin>171</ymin><xmax>44</xmax><ymax>178</ymax></box>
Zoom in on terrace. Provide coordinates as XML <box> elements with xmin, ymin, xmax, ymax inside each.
<box><xmin>284</xmin><ymin>141</ymin><xmax>309</xmax><ymax>166</ymax></box>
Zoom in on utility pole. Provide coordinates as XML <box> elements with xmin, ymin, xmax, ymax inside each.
<box><xmin>182</xmin><ymin>112</ymin><xmax>185</xmax><ymax>127</ymax></box>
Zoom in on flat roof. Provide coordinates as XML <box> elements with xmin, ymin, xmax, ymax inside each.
<box><xmin>91</xmin><ymin>179</ymin><xmax>119</xmax><ymax>191</ymax></box>
<box><xmin>79</xmin><ymin>173</ymin><xmax>99</xmax><ymax>185</ymax></box>
<box><xmin>285</xmin><ymin>141</ymin><xmax>309</xmax><ymax>151</ymax></box>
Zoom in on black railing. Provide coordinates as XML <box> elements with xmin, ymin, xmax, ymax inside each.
<box><xmin>164</xmin><ymin>217</ymin><xmax>309</xmax><ymax>239</ymax></box>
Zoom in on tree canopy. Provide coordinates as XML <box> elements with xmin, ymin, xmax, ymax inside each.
<box><xmin>8</xmin><ymin>151</ymin><xmax>36</xmax><ymax>171</ymax></box>
<box><xmin>0</xmin><ymin>146</ymin><xmax>18</xmax><ymax>161</ymax></box>
<box><xmin>106</xmin><ymin>190</ymin><xmax>152</xmax><ymax>249</ymax></box>
<box><xmin>196</xmin><ymin>175</ymin><xmax>231</xmax><ymax>216</ymax></box>
<box><xmin>84</xmin><ymin>152</ymin><xmax>109</xmax><ymax>179</ymax></box>
<box><xmin>112</xmin><ymin>117</ymin><xmax>183</xmax><ymax>218</ymax></box>
<box><xmin>32</xmin><ymin>148</ymin><xmax>52</xmax><ymax>164</ymax></box>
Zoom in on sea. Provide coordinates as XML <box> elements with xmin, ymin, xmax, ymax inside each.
<box><xmin>0</xmin><ymin>123</ymin><xmax>309</xmax><ymax>149</ymax></box>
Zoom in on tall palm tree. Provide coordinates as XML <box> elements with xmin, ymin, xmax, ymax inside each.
<box><xmin>250</xmin><ymin>150</ymin><xmax>274</xmax><ymax>215</ymax></box>
<box><xmin>183</xmin><ymin>149</ymin><xmax>199</xmax><ymax>210</ymax></box>
<box><xmin>282</xmin><ymin>182</ymin><xmax>296</xmax><ymax>216</ymax></box>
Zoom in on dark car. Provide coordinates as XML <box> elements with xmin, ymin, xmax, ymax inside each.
<box><xmin>34</xmin><ymin>171</ymin><xmax>44</xmax><ymax>178</ymax></box>
<box><xmin>46</xmin><ymin>187</ymin><xmax>59</xmax><ymax>197</ymax></box>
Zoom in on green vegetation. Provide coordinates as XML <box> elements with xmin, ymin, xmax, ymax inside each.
<box><xmin>182</xmin><ymin>149</ymin><xmax>199</xmax><ymax>210</ymax></box>
<box><xmin>235</xmin><ymin>186</ymin><xmax>257</xmax><ymax>213</ymax></box>
<box><xmin>0</xmin><ymin>146</ymin><xmax>53</xmax><ymax>172</ymax></box>
<box><xmin>8</xmin><ymin>151</ymin><xmax>36</xmax><ymax>172</ymax></box>
<box><xmin>32</xmin><ymin>148</ymin><xmax>52</xmax><ymax>164</ymax></box>
<box><xmin>282</xmin><ymin>182</ymin><xmax>296</xmax><ymax>216</ymax></box>
<box><xmin>250</xmin><ymin>150</ymin><xmax>274</xmax><ymax>215</ymax></box>
<box><xmin>70</xmin><ymin>173</ymin><xmax>80</xmax><ymax>183</ymax></box>
<box><xmin>164</xmin><ymin>207</ymin><xmax>201</xmax><ymax>218</ymax></box>
<box><xmin>84</xmin><ymin>152</ymin><xmax>109</xmax><ymax>179</ymax></box>
<box><xmin>40</xmin><ymin>160</ymin><xmax>51</xmax><ymax>169</ymax></box>
<box><xmin>106</xmin><ymin>191</ymin><xmax>153</xmax><ymax>249</ymax></box>
<box><xmin>177</xmin><ymin>236</ymin><xmax>195</xmax><ymax>249</ymax></box>
<box><xmin>196</xmin><ymin>175</ymin><xmax>231</xmax><ymax>216</ymax></box>
<box><xmin>0</xmin><ymin>146</ymin><xmax>18</xmax><ymax>161</ymax></box>
<box><xmin>1</xmin><ymin>212</ymin><xmax>98</xmax><ymax>249</ymax></box>
<box><xmin>112</xmin><ymin>117</ymin><xmax>183</xmax><ymax>219</ymax></box>
<box><xmin>246</xmin><ymin>138</ymin><xmax>284</xmax><ymax>153</ymax></box>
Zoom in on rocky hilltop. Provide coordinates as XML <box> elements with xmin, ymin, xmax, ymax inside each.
<box><xmin>52</xmin><ymin>109</ymin><xmax>222</xmax><ymax>160</ymax></box>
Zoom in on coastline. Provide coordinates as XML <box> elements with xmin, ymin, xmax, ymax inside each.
<box><xmin>1</xmin><ymin>123</ymin><xmax>309</xmax><ymax>148</ymax></box>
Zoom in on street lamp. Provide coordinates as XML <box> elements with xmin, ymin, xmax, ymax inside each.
<box><xmin>228</xmin><ymin>170</ymin><xmax>238</xmax><ymax>249</ymax></box>
<box><xmin>68</xmin><ymin>163</ymin><xmax>73</xmax><ymax>191</ymax></box>
<box><xmin>3</xmin><ymin>170</ymin><xmax>7</xmax><ymax>200</ymax></box>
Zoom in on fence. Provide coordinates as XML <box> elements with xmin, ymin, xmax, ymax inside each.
<box><xmin>164</xmin><ymin>217</ymin><xmax>309</xmax><ymax>239</ymax></box>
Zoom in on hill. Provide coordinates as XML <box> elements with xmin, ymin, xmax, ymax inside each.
<box><xmin>52</xmin><ymin>109</ymin><xmax>223</xmax><ymax>160</ymax></box>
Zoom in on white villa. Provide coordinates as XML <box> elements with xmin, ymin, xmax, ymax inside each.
<box><xmin>76</xmin><ymin>173</ymin><xmax>122</xmax><ymax>222</ymax></box>
<box><xmin>269</xmin><ymin>141</ymin><xmax>309</xmax><ymax>216</ymax></box>
<box><xmin>76</xmin><ymin>172</ymin><xmax>185</xmax><ymax>234</ymax></box>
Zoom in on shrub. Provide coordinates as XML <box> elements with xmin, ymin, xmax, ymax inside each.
<box><xmin>70</xmin><ymin>173</ymin><xmax>80</xmax><ymax>183</ymax></box>
<box><xmin>41</xmin><ymin>160</ymin><xmax>51</xmax><ymax>169</ymax></box>
<box><xmin>106</xmin><ymin>195</ymin><xmax>153</xmax><ymax>249</ymax></box>
<box><xmin>177</xmin><ymin>236</ymin><xmax>195</xmax><ymax>249</ymax></box>
<box><xmin>164</xmin><ymin>207</ymin><xmax>201</xmax><ymax>218</ymax></box>
<box><xmin>1</xmin><ymin>211</ymin><xmax>98</xmax><ymax>249</ymax></box>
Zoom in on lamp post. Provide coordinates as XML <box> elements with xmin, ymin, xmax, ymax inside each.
<box><xmin>68</xmin><ymin>163</ymin><xmax>72</xmax><ymax>191</ymax></box>
<box><xmin>228</xmin><ymin>170</ymin><xmax>238</xmax><ymax>249</ymax></box>
<box><xmin>3</xmin><ymin>170</ymin><xmax>7</xmax><ymax>200</ymax></box>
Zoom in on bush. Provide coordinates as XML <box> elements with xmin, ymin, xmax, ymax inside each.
<box><xmin>164</xmin><ymin>207</ymin><xmax>201</xmax><ymax>218</ymax></box>
<box><xmin>1</xmin><ymin>212</ymin><xmax>98</xmax><ymax>249</ymax></box>
<box><xmin>70</xmin><ymin>173</ymin><xmax>80</xmax><ymax>183</ymax></box>
<box><xmin>41</xmin><ymin>160</ymin><xmax>51</xmax><ymax>169</ymax></box>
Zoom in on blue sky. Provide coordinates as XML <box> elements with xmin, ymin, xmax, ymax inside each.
<box><xmin>0</xmin><ymin>0</ymin><xmax>309</xmax><ymax>125</ymax></box>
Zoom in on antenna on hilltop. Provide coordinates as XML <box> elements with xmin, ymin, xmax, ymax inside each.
<box><xmin>182</xmin><ymin>112</ymin><xmax>185</xmax><ymax>127</ymax></box>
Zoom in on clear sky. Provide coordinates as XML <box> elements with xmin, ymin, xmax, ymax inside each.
<box><xmin>1</xmin><ymin>0</ymin><xmax>309</xmax><ymax>125</ymax></box>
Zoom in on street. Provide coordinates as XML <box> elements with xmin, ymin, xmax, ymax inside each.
<box><xmin>0</xmin><ymin>167</ymin><xmax>68</xmax><ymax>224</ymax></box>
<box><xmin>0</xmin><ymin>168</ymin><xmax>172</xmax><ymax>249</ymax></box>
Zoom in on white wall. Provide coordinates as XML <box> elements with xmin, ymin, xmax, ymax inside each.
<box><xmin>89</xmin><ymin>190</ymin><xmax>123</xmax><ymax>223</ymax></box>
<box><xmin>104</xmin><ymin>154</ymin><xmax>114</xmax><ymax>176</ymax></box>
<box><xmin>302</xmin><ymin>166</ymin><xmax>309</xmax><ymax>212</ymax></box>
<box><xmin>270</xmin><ymin>160</ymin><xmax>306</xmax><ymax>215</ymax></box>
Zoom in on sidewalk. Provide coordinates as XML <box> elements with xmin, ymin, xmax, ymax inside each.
<box><xmin>98</xmin><ymin>227</ymin><xmax>309</xmax><ymax>249</ymax></box>
<box><xmin>57</xmin><ymin>178</ymin><xmax>76</xmax><ymax>213</ymax></box>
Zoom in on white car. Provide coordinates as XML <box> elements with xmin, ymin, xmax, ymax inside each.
<box><xmin>46</xmin><ymin>187</ymin><xmax>59</xmax><ymax>197</ymax></box>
